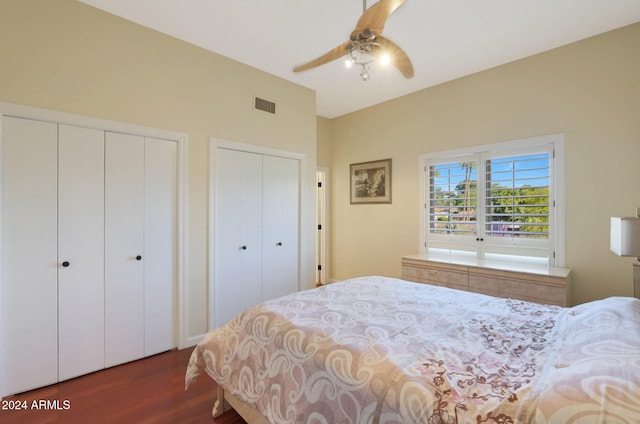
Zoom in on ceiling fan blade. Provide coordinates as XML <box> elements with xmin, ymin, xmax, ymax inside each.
<box><xmin>354</xmin><ymin>0</ymin><xmax>406</xmax><ymax>37</ymax></box>
<box><xmin>293</xmin><ymin>41</ymin><xmax>352</xmax><ymax>72</ymax></box>
<box><xmin>376</xmin><ymin>36</ymin><xmax>414</xmax><ymax>78</ymax></box>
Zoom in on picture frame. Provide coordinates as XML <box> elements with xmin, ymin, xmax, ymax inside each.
<box><xmin>350</xmin><ymin>159</ymin><xmax>392</xmax><ymax>204</ymax></box>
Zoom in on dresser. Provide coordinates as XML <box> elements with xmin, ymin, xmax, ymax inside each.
<box><xmin>401</xmin><ymin>254</ymin><xmax>571</xmax><ymax>306</ymax></box>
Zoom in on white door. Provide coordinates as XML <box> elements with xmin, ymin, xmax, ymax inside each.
<box><xmin>262</xmin><ymin>155</ymin><xmax>300</xmax><ymax>300</ymax></box>
<box><xmin>144</xmin><ymin>137</ymin><xmax>177</xmax><ymax>356</ymax></box>
<box><xmin>214</xmin><ymin>148</ymin><xmax>263</xmax><ymax>327</ymax></box>
<box><xmin>105</xmin><ymin>132</ymin><xmax>145</xmax><ymax>367</ymax></box>
<box><xmin>0</xmin><ymin>117</ymin><xmax>58</xmax><ymax>396</ymax></box>
<box><xmin>58</xmin><ymin>125</ymin><xmax>105</xmax><ymax>381</ymax></box>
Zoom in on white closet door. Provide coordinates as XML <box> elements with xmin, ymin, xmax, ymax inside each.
<box><xmin>105</xmin><ymin>132</ymin><xmax>145</xmax><ymax>367</ymax></box>
<box><xmin>262</xmin><ymin>155</ymin><xmax>300</xmax><ymax>300</ymax></box>
<box><xmin>0</xmin><ymin>117</ymin><xmax>58</xmax><ymax>396</ymax></box>
<box><xmin>58</xmin><ymin>125</ymin><xmax>105</xmax><ymax>381</ymax></box>
<box><xmin>214</xmin><ymin>148</ymin><xmax>263</xmax><ymax>327</ymax></box>
<box><xmin>144</xmin><ymin>137</ymin><xmax>177</xmax><ymax>356</ymax></box>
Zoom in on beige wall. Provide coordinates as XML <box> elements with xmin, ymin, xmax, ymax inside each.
<box><xmin>317</xmin><ymin>116</ymin><xmax>332</xmax><ymax>167</ymax></box>
<box><xmin>0</xmin><ymin>0</ymin><xmax>317</xmax><ymax>341</ymax></box>
<box><xmin>328</xmin><ymin>23</ymin><xmax>640</xmax><ymax>305</ymax></box>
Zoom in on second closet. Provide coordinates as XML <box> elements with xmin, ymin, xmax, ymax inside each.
<box><xmin>212</xmin><ymin>142</ymin><xmax>301</xmax><ymax>327</ymax></box>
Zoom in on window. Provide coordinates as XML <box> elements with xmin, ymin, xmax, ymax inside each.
<box><xmin>420</xmin><ymin>134</ymin><xmax>565</xmax><ymax>267</ymax></box>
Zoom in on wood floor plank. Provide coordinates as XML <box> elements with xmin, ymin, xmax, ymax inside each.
<box><xmin>0</xmin><ymin>348</ymin><xmax>247</xmax><ymax>424</ymax></box>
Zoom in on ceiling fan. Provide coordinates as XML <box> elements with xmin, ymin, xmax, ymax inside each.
<box><xmin>293</xmin><ymin>0</ymin><xmax>414</xmax><ymax>81</ymax></box>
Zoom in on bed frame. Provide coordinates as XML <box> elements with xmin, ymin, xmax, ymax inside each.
<box><xmin>213</xmin><ymin>385</ymin><xmax>269</xmax><ymax>424</ymax></box>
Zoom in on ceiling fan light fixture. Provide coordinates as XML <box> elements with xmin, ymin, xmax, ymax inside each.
<box><xmin>343</xmin><ymin>41</ymin><xmax>387</xmax><ymax>81</ymax></box>
<box><xmin>379</xmin><ymin>52</ymin><xmax>391</xmax><ymax>66</ymax></box>
<box><xmin>292</xmin><ymin>0</ymin><xmax>414</xmax><ymax>81</ymax></box>
<box><xmin>360</xmin><ymin>65</ymin><xmax>370</xmax><ymax>81</ymax></box>
<box><xmin>345</xmin><ymin>57</ymin><xmax>354</xmax><ymax>68</ymax></box>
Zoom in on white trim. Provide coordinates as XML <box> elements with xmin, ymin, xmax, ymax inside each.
<box><xmin>175</xmin><ymin>134</ymin><xmax>191</xmax><ymax>349</ymax></box>
<box><xmin>422</xmin><ymin>134</ymin><xmax>561</xmax><ymax>160</ymax></box>
<box><xmin>185</xmin><ymin>334</ymin><xmax>206</xmax><ymax>348</ymax></box>
<box><xmin>553</xmin><ymin>138</ymin><xmax>566</xmax><ymax>268</ymax></box>
<box><xmin>208</xmin><ymin>137</ymin><xmax>307</xmax><ymax>331</ymax></box>
<box><xmin>316</xmin><ymin>167</ymin><xmax>330</xmax><ymax>284</ymax></box>
<box><xmin>212</xmin><ymin>137</ymin><xmax>306</xmax><ymax>161</ymax></box>
<box><xmin>418</xmin><ymin>156</ymin><xmax>427</xmax><ymax>253</ymax></box>
<box><xmin>0</xmin><ymin>101</ymin><xmax>187</xmax><ymax>142</ymax></box>
<box><xmin>0</xmin><ymin>101</ymin><xmax>190</xmax><ymax>355</ymax></box>
<box><xmin>208</xmin><ymin>140</ymin><xmax>216</xmax><ymax>332</ymax></box>
<box><xmin>0</xmin><ymin>117</ymin><xmax>4</xmax><ymax>397</ymax></box>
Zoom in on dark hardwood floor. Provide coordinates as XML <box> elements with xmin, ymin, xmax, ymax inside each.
<box><xmin>0</xmin><ymin>348</ymin><xmax>247</xmax><ymax>424</ymax></box>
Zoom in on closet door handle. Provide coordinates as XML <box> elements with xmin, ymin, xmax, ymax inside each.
<box><xmin>276</xmin><ymin>242</ymin><xmax>283</xmax><ymax>246</ymax></box>
<box><xmin>61</xmin><ymin>261</ymin><xmax>70</xmax><ymax>268</ymax></box>
<box><xmin>240</xmin><ymin>245</ymin><xmax>247</xmax><ymax>250</ymax></box>
<box><xmin>136</xmin><ymin>255</ymin><xmax>142</xmax><ymax>261</ymax></box>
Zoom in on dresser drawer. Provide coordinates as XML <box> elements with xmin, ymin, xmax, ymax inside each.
<box><xmin>402</xmin><ymin>264</ymin><xmax>468</xmax><ymax>291</ymax></box>
<box><xmin>468</xmin><ymin>274</ymin><xmax>567</xmax><ymax>306</ymax></box>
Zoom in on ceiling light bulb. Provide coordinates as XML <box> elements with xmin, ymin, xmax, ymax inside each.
<box><xmin>361</xmin><ymin>66</ymin><xmax>369</xmax><ymax>81</ymax></box>
<box><xmin>345</xmin><ymin>58</ymin><xmax>353</xmax><ymax>69</ymax></box>
<box><xmin>380</xmin><ymin>53</ymin><xmax>391</xmax><ymax>66</ymax></box>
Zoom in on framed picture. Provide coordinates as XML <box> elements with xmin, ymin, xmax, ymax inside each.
<box><xmin>350</xmin><ymin>159</ymin><xmax>392</xmax><ymax>204</ymax></box>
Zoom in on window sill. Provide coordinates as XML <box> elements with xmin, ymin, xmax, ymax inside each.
<box><xmin>404</xmin><ymin>252</ymin><xmax>571</xmax><ymax>278</ymax></box>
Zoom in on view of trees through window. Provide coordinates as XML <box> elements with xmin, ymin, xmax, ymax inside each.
<box><xmin>429</xmin><ymin>153</ymin><xmax>550</xmax><ymax>239</ymax></box>
<box><xmin>429</xmin><ymin>161</ymin><xmax>478</xmax><ymax>236</ymax></box>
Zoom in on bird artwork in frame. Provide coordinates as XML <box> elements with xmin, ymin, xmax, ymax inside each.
<box><xmin>350</xmin><ymin>158</ymin><xmax>392</xmax><ymax>204</ymax></box>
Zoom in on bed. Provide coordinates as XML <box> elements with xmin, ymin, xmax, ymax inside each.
<box><xmin>185</xmin><ymin>276</ymin><xmax>640</xmax><ymax>423</ymax></box>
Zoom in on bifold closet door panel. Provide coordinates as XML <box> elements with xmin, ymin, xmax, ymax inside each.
<box><xmin>0</xmin><ymin>117</ymin><xmax>58</xmax><ymax>396</ymax></box>
<box><xmin>144</xmin><ymin>138</ymin><xmax>177</xmax><ymax>356</ymax></box>
<box><xmin>214</xmin><ymin>148</ymin><xmax>263</xmax><ymax>327</ymax></box>
<box><xmin>262</xmin><ymin>155</ymin><xmax>300</xmax><ymax>300</ymax></box>
<box><xmin>105</xmin><ymin>132</ymin><xmax>145</xmax><ymax>367</ymax></box>
<box><xmin>58</xmin><ymin>125</ymin><xmax>105</xmax><ymax>381</ymax></box>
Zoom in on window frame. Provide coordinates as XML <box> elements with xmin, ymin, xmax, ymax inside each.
<box><xmin>419</xmin><ymin>134</ymin><xmax>565</xmax><ymax>268</ymax></box>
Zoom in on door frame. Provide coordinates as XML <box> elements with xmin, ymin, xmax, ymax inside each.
<box><xmin>316</xmin><ymin>167</ymin><xmax>329</xmax><ymax>285</ymax></box>
<box><xmin>0</xmin><ymin>101</ymin><xmax>190</xmax><ymax>355</ymax></box>
<box><xmin>208</xmin><ymin>137</ymin><xmax>306</xmax><ymax>331</ymax></box>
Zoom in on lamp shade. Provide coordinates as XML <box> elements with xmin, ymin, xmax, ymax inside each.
<box><xmin>610</xmin><ymin>217</ymin><xmax>640</xmax><ymax>256</ymax></box>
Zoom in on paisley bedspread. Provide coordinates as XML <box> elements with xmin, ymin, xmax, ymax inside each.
<box><xmin>185</xmin><ymin>276</ymin><xmax>640</xmax><ymax>423</ymax></box>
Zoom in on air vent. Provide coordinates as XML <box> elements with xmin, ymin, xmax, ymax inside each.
<box><xmin>254</xmin><ymin>97</ymin><xmax>276</xmax><ymax>115</ymax></box>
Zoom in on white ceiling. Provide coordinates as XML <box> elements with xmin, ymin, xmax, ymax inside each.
<box><xmin>79</xmin><ymin>0</ymin><xmax>640</xmax><ymax>118</ymax></box>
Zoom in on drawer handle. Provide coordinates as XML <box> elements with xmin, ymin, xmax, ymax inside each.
<box><xmin>505</xmin><ymin>281</ymin><xmax>520</xmax><ymax>289</ymax></box>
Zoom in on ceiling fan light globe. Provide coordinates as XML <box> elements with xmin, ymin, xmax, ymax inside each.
<box><xmin>345</xmin><ymin>53</ymin><xmax>357</xmax><ymax>68</ymax></box>
<box><xmin>361</xmin><ymin>65</ymin><xmax>370</xmax><ymax>81</ymax></box>
<box><xmin>380</xmin><ymin>52</ymin><xmax>391</xmax><ymax>66</ymax></box>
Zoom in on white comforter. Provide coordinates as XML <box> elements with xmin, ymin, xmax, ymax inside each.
<box><xmin>186</xmin><ymin>276</ymin><xmax>640</xmax><ymax>423</ymax></box>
